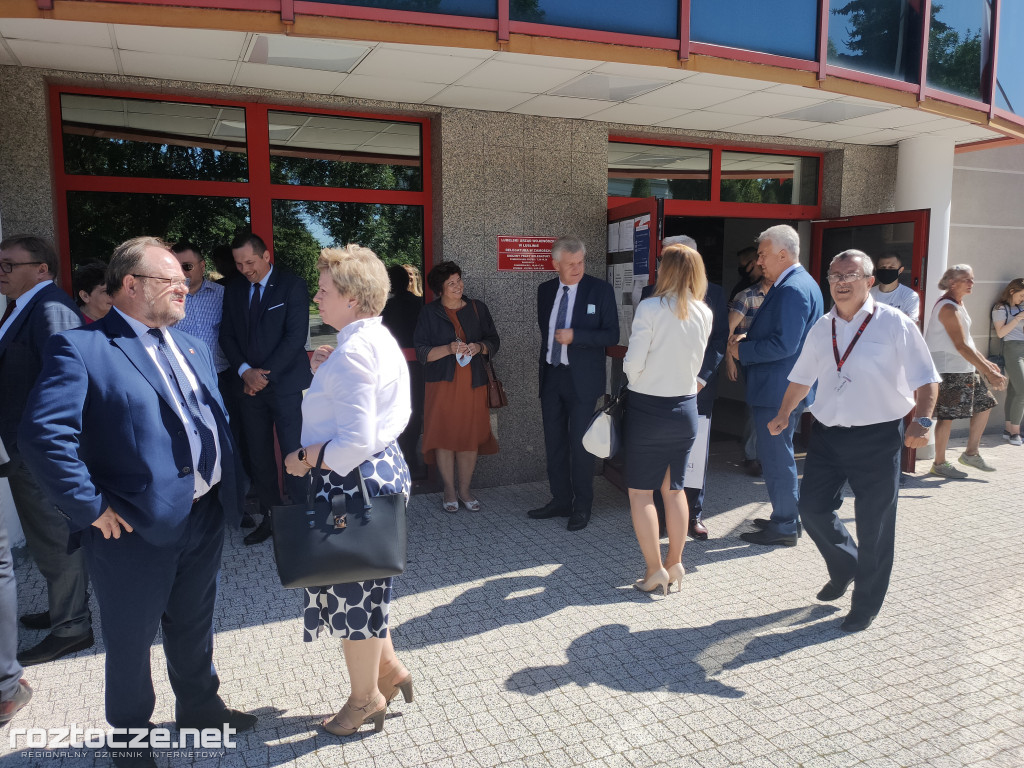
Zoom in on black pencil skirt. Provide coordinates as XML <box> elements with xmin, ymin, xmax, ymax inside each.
<box><xmin>624</xmin><ymin>390</ymin><xmax>698</xmax><ymax>491</ymax></box>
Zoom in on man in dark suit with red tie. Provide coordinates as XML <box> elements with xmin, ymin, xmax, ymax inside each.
<box><xmin>528</xmin><ymin>237</ymin><xmax>619</xmax><ymax>531</ymax></box>
<box><xmin>219</xmin><ymin>231</ymin><xmax>311</xmax><ymax>545</ymax></box>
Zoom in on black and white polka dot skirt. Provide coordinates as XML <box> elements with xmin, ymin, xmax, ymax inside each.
<box><xmin>302</xmin><ymin>442</ymin><xmax>411</xmax><ymax>642</ymax></box>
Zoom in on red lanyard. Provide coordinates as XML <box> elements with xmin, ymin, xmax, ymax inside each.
<box><xmin>832</xmin><ymin>311</ymin><xmax>874</xmax><ymax>373</ymax></box>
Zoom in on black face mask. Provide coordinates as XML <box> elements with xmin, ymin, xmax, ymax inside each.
<box><xmin>738</xmin><ymin>265</ymin><xmax>753</xmax><ymax>279</ymax></box>
<box><xmin>875</xmin><ymin>267</ymin><xmax>901</xmax><ymax>284</ymax></box>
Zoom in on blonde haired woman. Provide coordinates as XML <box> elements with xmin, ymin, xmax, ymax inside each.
<box><xmin>622</xmin><ymin>245</ymin><xmax>712</xmax><ymax>595</ymax></box>
<box><xmin>284</xmin><ymin>245</ymin><xmax>414</xmax><ymax>736</ymax></box>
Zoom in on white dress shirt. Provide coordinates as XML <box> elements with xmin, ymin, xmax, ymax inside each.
<box><xmin>301</xmin><ymin>317</ymin><xmax>411</xmax><ymax>476</ymax></box>
<box><xmin>870</xmin><ymin>283</ymin><xmax>920</xmax><ymax>323</ymax></box>
<box><xmin>117</xmin><ymin>308</ymin><xmax>222</xmax><ymax>497</ymax></box>
<box><xmin>0</xmin><ymin>280</ymin><xmax>50</xmax><ymax>339</ymax></box>
<box><xmin>788</xmin><ymin>296</ymin><xmax>940</xmax><ymax>427</ymax></box>
<box><xmin>546</xmin><ymin>281</ymin><xmax>578</xmax><ymax>366</ymax></box>
<box><xmin>623</xmin><ymin>294</ymin><xmax>712</xmax><ymax>397</ymax></box>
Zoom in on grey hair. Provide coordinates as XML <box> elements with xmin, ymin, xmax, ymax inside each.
<box><xmin>938</xmin><ymin>264</ymin><xmax>973</xmax><ymax>290</ymax></box>
<box><xmin>552</xmin><ymin>236</ymin><xmax>586</xmax><ymax>262</ymax></box>
<box><xmin>757</xmin><ymin>224</ymin><xmax>800</xmax><ymax>261</ymax></box>
<box><xmin>662</xmin><ymin>234</ymin><xmax>697</xmax><ymax>249</ymax></box>
<box><xmin>830</xmin><ymin>249</ymin><xmax>874</xmax><ymax>277</ymax></box>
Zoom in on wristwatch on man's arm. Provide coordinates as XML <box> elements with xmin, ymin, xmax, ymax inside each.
<box><xmin>913</xmin><ymin>417</ymin><xmax>934</xmax><ymax>430</ymax></box>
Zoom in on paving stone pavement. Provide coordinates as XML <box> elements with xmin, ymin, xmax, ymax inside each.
<box><xmin>3</xmin><ymin>436</ymin><xmax>1023</xmax><ymax>768</ymax></box>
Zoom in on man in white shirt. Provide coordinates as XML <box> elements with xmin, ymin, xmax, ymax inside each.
<box><xmin>767</xmin><ymin>249</ymin><xmax>940</xmax><ymax>633</ymax></box>
<box><xmin>869</xmin><ymin>253</ymin><xmax>920</xmax><ymax>323</ymax></box>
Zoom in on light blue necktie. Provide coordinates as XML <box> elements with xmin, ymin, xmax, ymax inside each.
<box><xmin>551</xmin><ymin>285</ymin><xmax>569</xmax><ymax>366</ymax></box>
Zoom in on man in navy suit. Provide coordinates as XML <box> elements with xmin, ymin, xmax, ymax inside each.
<box><xmin>729</xmin><ymin>224</ymin><xmax>824</xmax><ymax>547</ymax></box>
<box><xmin>0</xmin><ymin>235</ymin><xmax>93</xmax><ymax>666</ymax></box>
<box><xmin>20</xmin><ymin>237</ymin><xmax>255</xmax><ymax>767</ymax></box>
<box><xmin>220</xmin><ymin>231</ymin><xmax>312</xmax><ymax>545</ymax></box>
<box><xmin>528</xmin><ymin>237</ymin><xmax>619</xmax><ymax>531</ymax></box>
<box><xmin>641</xmin><ymin>235</ymin><xmax>728</xmax><ymax>539</ymax></box>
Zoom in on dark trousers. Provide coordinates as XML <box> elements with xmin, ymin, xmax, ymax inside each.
<box><xmin>218</xmin><ymin>370</ymin><xmax>251</xmax><ymax>487</ymax></box>
<box><xmin>239</xmin><ymin>386</ymin><xmax>304</xmax><ymax>510</ymax></box>
<box><xmin>7</xmin><ymin>453</ymin><xmax>91</xmax><ymax>637</ymax></box>
<box><xmin>0</xmin><ymin>511</ymin><xmax>22</xmax><ymax>701</ymax></box>
<box><xmin>540</xmin><ymin>365</ymin><xmax>597</xmax><ymax>517</ymax></box>
<box><xmin>397</xmin><ymin>361</ymin><xmax>425</xmax><ymax>477</ymax></box>
<box><xmin>82</xmin><ymin>491</ymin><xmax>226</xmax><ymax>728</ymax></box>
<box><xmin>799</xmin><ymin>419</ymin><xmax>903</xmax><ymax>619</ymax></box>
<box><xmin>753</xmin><ymin>405</ymin><xmax>801</xmax><ymax>535</ymax></box>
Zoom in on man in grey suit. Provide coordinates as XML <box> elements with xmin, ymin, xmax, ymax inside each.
<box><xmin>0</xmin><ymin>235</ymin><xmax>93</xmax><ymax>665</ymax></box>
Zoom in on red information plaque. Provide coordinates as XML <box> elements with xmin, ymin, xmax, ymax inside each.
<box><xmin>497</xmin><ymin>236</ymin><xmax>558</xmax><ymax>271</ymax></box>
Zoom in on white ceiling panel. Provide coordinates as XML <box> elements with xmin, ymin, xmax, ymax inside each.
<box><xmin>426</xmin><ymin>85</ymin><xmax>533</xmax><ymax>111</ymax></box>
<box><xmin>585</xmin><ymin>102</ymin><xmax>686</xmax><ymax>126</ymax></box>
<box><xmin>354</xmin><ymin>48</ymin><xmax>483</xmax><ymax>84</ymax></box>
<box><xmin>492</xmin><ymin>51</ymin><xmax>597</xmax><ymax>70</ymax></box>
<box><xmin>119</xmin><ymin>51</ymin><xmax>237</xmax><ymax>85</ymax></box>
<box><xmin>835</xmin><ymin>109</ymin><xmax>950</xmax><ymax>130</ymax></box>
<box><xmin>655</xmin><ymin>111</ymin><xmax>753</xmax><ymax>131</ymax></box>
<box><xmin>509</xmin><ymin>95</ymin><xmax>618</xmax><ymax>119</ymax></box>
<box><xmin>842</xmin><ymin>128</ymin><xmax>917</xmax><ymax>145</ymax></box>
<box><xmin>333</xmin><ymin>74</ymin><xmax>444</xmax><ymax>103</ymax></box>
<box><xmin>929</xmin><ymin>124</ymin><xmax>999</xmax><ymax>141</ymax></box>
<box><xmin>711</xmin><ymin>91</ymin><xmax>823</xmax><ymax>117</ymax></box>
<box><xmin>762</xmin><ymin>83</ymin><xmax>840</xmax><ymax>100</ymax></box>
<box><xmin>233</xmin><ymin>62</ymin><xmax>346</xmax><ymax>93</ymax></box>
<box><xmin>725</xmin><ymin>116</ymin><xmax>824</xmax><ymax>136</ymax></box>
<box><xmin>592</xmin><ymin>61</ymin><xmax>692</xmax><ymax>83</ymax></box>
<box><xmin>783</xmin><ymin>123</ymin><xmax>877</xmax><ymax>141</ymax></box>
<box><xmin>0</xmin><ymin>18</ymin><xmax>111</xmax><ymax>47</ymax></box>
<box><xmin>113</xmin><ymin>25</ymin><xmax>247</xmax><ymax>61</ymax></box>
<box><xmin>683</xmin><ymin>72</ymin><xmax>771</xmax><ymax>91</ymax></box>
<box><xmin>0</xmin><ymin>45</ymin><xmax>15</xmax><ymax>66</ymax></box>
<box><xmin>7</xmin><ymin>39</ymin><xmax>117</xmax><ymax>73</ymax></box>
<box><xmin>456</xmin><ymin>60</ymin><xmax>581</xmax><ymax>94</ymax></box>
<box><xmin>631</xmin><ymin>81</ymin><xmax>746</xmax><ymax>110</ymax></box>
<box><xmin>375</xmin><ymin>41</ymin><xmax>492</xmax><ymax>59</ymax></box>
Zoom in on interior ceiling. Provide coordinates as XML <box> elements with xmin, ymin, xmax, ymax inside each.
<box><xmin>0</xmin><ymin>17</ymin><xmax>1002</xmax><ymax>147</ymax></box>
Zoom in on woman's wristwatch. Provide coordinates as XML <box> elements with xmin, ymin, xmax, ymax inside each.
<box><xmin>297</xmin><ymin>447</ymin><xmax>314</xmax><ymax>469</ymax></box>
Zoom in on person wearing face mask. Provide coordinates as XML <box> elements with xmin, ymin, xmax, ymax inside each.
<box><xmin>869</xmin><ymin>253</ymin><xmax>920</xmax><ymax>323</ymax></box>
<box><xmin>729</xmin><ymin>246</ymin><xmax>760</xmax><ymax>301</ymax></box>
<box><xmin>414</xmin><ymin>261</ymin><xmax>500</xmax><ymax>513</ymax></box>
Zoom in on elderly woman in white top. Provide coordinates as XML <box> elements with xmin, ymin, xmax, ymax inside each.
<box><xmin>622</xmin><ymin>244</ymin><xmax>712</xmax><ymax>596</ymax></box>
<box><xmin>924</xmin><ymin>264</ymin><xmax>1007</xmax><ymax>478</ymax></box>
<box><xmin>283</xmin><ymin>245</ymin><xmax>414</xmax><ymax>737</ymax></box>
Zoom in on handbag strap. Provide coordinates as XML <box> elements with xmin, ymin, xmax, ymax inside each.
<box><xmin>304</xmin><ymin>442</ymin><xmax>330</xmax><ymax>506</ymax></box>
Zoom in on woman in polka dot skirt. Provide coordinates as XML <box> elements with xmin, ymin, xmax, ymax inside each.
<box><xmin>284</xmin><ymin>245</ymin><xmax>414</xmax><ymax>737</ymax></box>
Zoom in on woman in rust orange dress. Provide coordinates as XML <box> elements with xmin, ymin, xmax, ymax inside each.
<box><xmin>414</xmin><ymin>261</ymin><xmax>500</xmax><ymax>512</ymax></box>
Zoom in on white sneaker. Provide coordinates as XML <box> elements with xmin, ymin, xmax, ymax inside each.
<box><xmin>959</xmin><ymin>452</ymin><xmax>996</xmax><ymax>472</ymax></box>
<box><xmin>930</xmin><ymin>461</ymin><xmax>968</xmax><ymax>479</ymax></box>
<box><xmin>1009</xmin><ymin>434</ymin><xmax>1023</xmax><ymax>447</ymax></box>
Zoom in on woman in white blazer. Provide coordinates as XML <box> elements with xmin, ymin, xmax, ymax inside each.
<box><xmin>622</xmin><ymin>244</ymin><xmax>712</xmax><ymax>596</ymax></box>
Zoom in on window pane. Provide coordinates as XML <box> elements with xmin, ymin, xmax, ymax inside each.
<box><xmin>692</xmin><ymin>0</ymin><xmax>819</xmax><ymax>60</ymax></box>
<box><xmin>720</xmin><ymin>152</ymin><xmax>818</xmax><ymax>206</ymax></box>
<box><xmin>310</xmin><ymin>0</ymin><xmax>496</xmax><ymax>17</ymax></box>
<box><xmin>60</xmin><ymin>94</ymin><xmax>248</xmax><ymax>182</ymax></box>
<box><xmin>996</xmin><ymin>2</ymin><xmax>1024</xmax><ymax>115</ymax></box>
<box><xmin>819</xmin><ymin>221</ymin><xmax>916</xmax><ymax>309</ymax></box>
<box><xmin>268</xmin><ymin>111</ymin><xmax>422</xmax><ymax>191</ymax></box>
<box><xmin>828</xmin><ymin>0</ymin><xmax>922</xmax><ymax>83</ymax></box>
<box><xmin>273</xmin><ymin>199</ymin><xmax>424</xmax><ymax>347</ymax></box>
<box><xmin>66</xmin><ymin>191</ymin><xmax>250</xmax><ymax>269</ymax></box>
<box><xmin>927</xmin><ymin>0</ymin><xmax>988</xmax><ymax>101</ymax></box>
<box><xmin>608</xmin><ymin>142</ymin><xmax>711</xmax><ymax>200</ymax></box>
<box><xmin>511</xmin><ymin>0</ymin><xmax>678</xmax><ymax>38</ymax></box>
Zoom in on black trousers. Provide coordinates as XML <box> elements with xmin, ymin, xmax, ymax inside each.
<box><xmin>799</xmin><ymin>418</ymin><xmax>904</xmax><ymax>619</ymax></box>
<box><xmin>540</xmin><ymin>365</ymin><xmax>597</xmax><ymax>517</ymax></box>
<box><xmin>239</xmin><ymin>386</ymin><xmax>304</xmax><ymax>510</ymax></box>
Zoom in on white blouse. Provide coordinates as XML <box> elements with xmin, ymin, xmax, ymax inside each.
<box><xmin>623</xmin><ymin>294</ymin><xmax>712</xmax><ymax>397</ymax></box>
<box><xmin>301</xmin><ymin>317</ymin><xmax>411</xmax><ymax>476</ymax></box>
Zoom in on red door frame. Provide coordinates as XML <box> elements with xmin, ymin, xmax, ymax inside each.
<box><xmin>48</xmin><ymin>84</ymin><xmax>434</xmax><ymax>289</ymax></box>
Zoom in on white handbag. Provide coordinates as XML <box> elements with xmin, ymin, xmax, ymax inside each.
<box><xmin>582</xmin><ymin>388</ymin><xmax>627</xmax><ymax>459</ymax></box>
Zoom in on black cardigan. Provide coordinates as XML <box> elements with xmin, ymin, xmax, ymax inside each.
<box><xmin>413</xmin><ymin>297</ymin><xmax>501</xmax><ymax>388</ymax></box>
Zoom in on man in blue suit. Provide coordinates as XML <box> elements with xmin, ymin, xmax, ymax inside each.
<box><xmin>729</xmin><ymin>224</ymin><xmax>824</xmax><ymax>547</ymax></box>
<box><xmin>641</xmin><ymin>235</ymin><xmax>728</xmax><ymax>539</ymax></box>
<box><xmin>220</xmin><ymin>231</ymin><xmax>312</xmax><ymax>545</ymax></box>
<box><xmin>528</xmin><ymin>237</ymin><xmax>619</xmax><ymax>531</ymax></box>
<box><xmin>20</xmin><ymin>237</ymin><xmax>255</xmax><ymax>767</ymax></box>
<box><xmin>0</xmin><ymin>235</ymin><xmax>93</xmax><ymax>666</ymax></box>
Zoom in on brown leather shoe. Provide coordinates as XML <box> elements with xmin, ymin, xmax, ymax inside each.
<box><xmin>688</xmin><ymin>519</ymin><xmax>709</xmax><ymax>540</ymax></box>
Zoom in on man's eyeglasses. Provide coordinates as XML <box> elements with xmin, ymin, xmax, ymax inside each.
<box><xmin>180</xmin><ymin>263</ymin><xmax>197</xmax><ymax>272</ymax></box>
<box><xmin>0</xmin><ymin>261</ymin><xmax>43</xmax><ymax>274</ymax></box>
<box><xmin>826</xmin><ymin>272</ymin><xmax>866</xmax><ymax>284</ymax></box>
<box><xmin>132</xmin><ymin>274</ymin><xmax>190</xmax><ymax>289</ymax></box>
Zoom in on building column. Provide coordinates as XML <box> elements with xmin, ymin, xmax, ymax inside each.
<box><xmin>895</xmin><ymin>136</ymin><xmax>955</xmax><ymax>461</ymax></box>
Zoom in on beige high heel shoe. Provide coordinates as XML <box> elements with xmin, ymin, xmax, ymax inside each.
<box><xmin>666</xmin><ymin>563</ymin><xmax>684</xmax><ymax>593</ymax></box>
<box><xmin>322</xmin><ymin>694</ymin><xmax>386</xmax><ymax>736</ymax></box>
<box><xmin>379</xmin><ymin>667</ymin><xmax>414</xmax><ymax>705</ymax></box>
<box><xmin>633</xmin><ymin>567</ymin><xmax>670</xmax><ymax>596</ymax></box>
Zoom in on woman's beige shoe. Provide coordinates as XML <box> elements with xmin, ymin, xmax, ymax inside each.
<box><xmin>322</xmin><ymin>694</ymin><xmax>386</xmax><ymax>736</ymax></box>
<box><xmin>666</xmin><ymin>563</ymin><xmax>684</xmax><ymax>593</ymax></box>
<box><xmin>379</xmin><ymin>668</ymin><xmax>414</xmax><ymax>705</ymax></box>
<box><xmin>633</xmin><ymin>567</ymin><xmax>670</xmax><ymax>596</ymax></box>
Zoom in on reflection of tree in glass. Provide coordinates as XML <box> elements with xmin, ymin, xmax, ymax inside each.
<box><xmin>828</xmin><ymin>0</ymin><xmax>923</xmax><ymax>80</ymax></box>
<box><xmin>67</xmin><ymin>192</ymin><xmax>249</xmax><ymax>269</ymax></box>
<box><xmin>63</xmin><ymin>135</ymin><xmax>247</xmax><ymax>183</ymax></box>
<box><xmin>927</xmin><ymin>7</ymin><xmax>982</xmax><ymax>100</ymax></box>
<box><xmin>720</xmin><ymin>178</ymin><xmax>793</xmax><ymax>205</ymax></box>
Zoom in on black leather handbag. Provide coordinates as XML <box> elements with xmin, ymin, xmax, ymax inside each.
<box><xmin>272</xmin><ymin>444</ymin><xmax>407</xmax><ymax>589</ymax></box>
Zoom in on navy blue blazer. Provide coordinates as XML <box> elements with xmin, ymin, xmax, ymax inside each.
<box><xmin>0</xmin><ymin>281</ymin><xmax>81</xmax><ymax>451</ymax></box>
<box><xmin>19</xmin><ymin>310</ymin><xmax>246</xmax><ymax>548</ymax></box>
<box><xmin>641</xmin><ymin>282</ymin><xmax>729</xmax><ymax>415</ymax></box>
<box><xmin>537</xmin><ymin>273</ymin><xmax>619</xmax><ymax>402</ymax></box>
<box><xmin>737</xmin><ymin>265</ymin><xmax>824</xmax><ymax>409</ymax></box>
<box><xmin>219</xmin><ymin>267</ymin><xmax>312</xmax><ymax>394</ymax></box>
